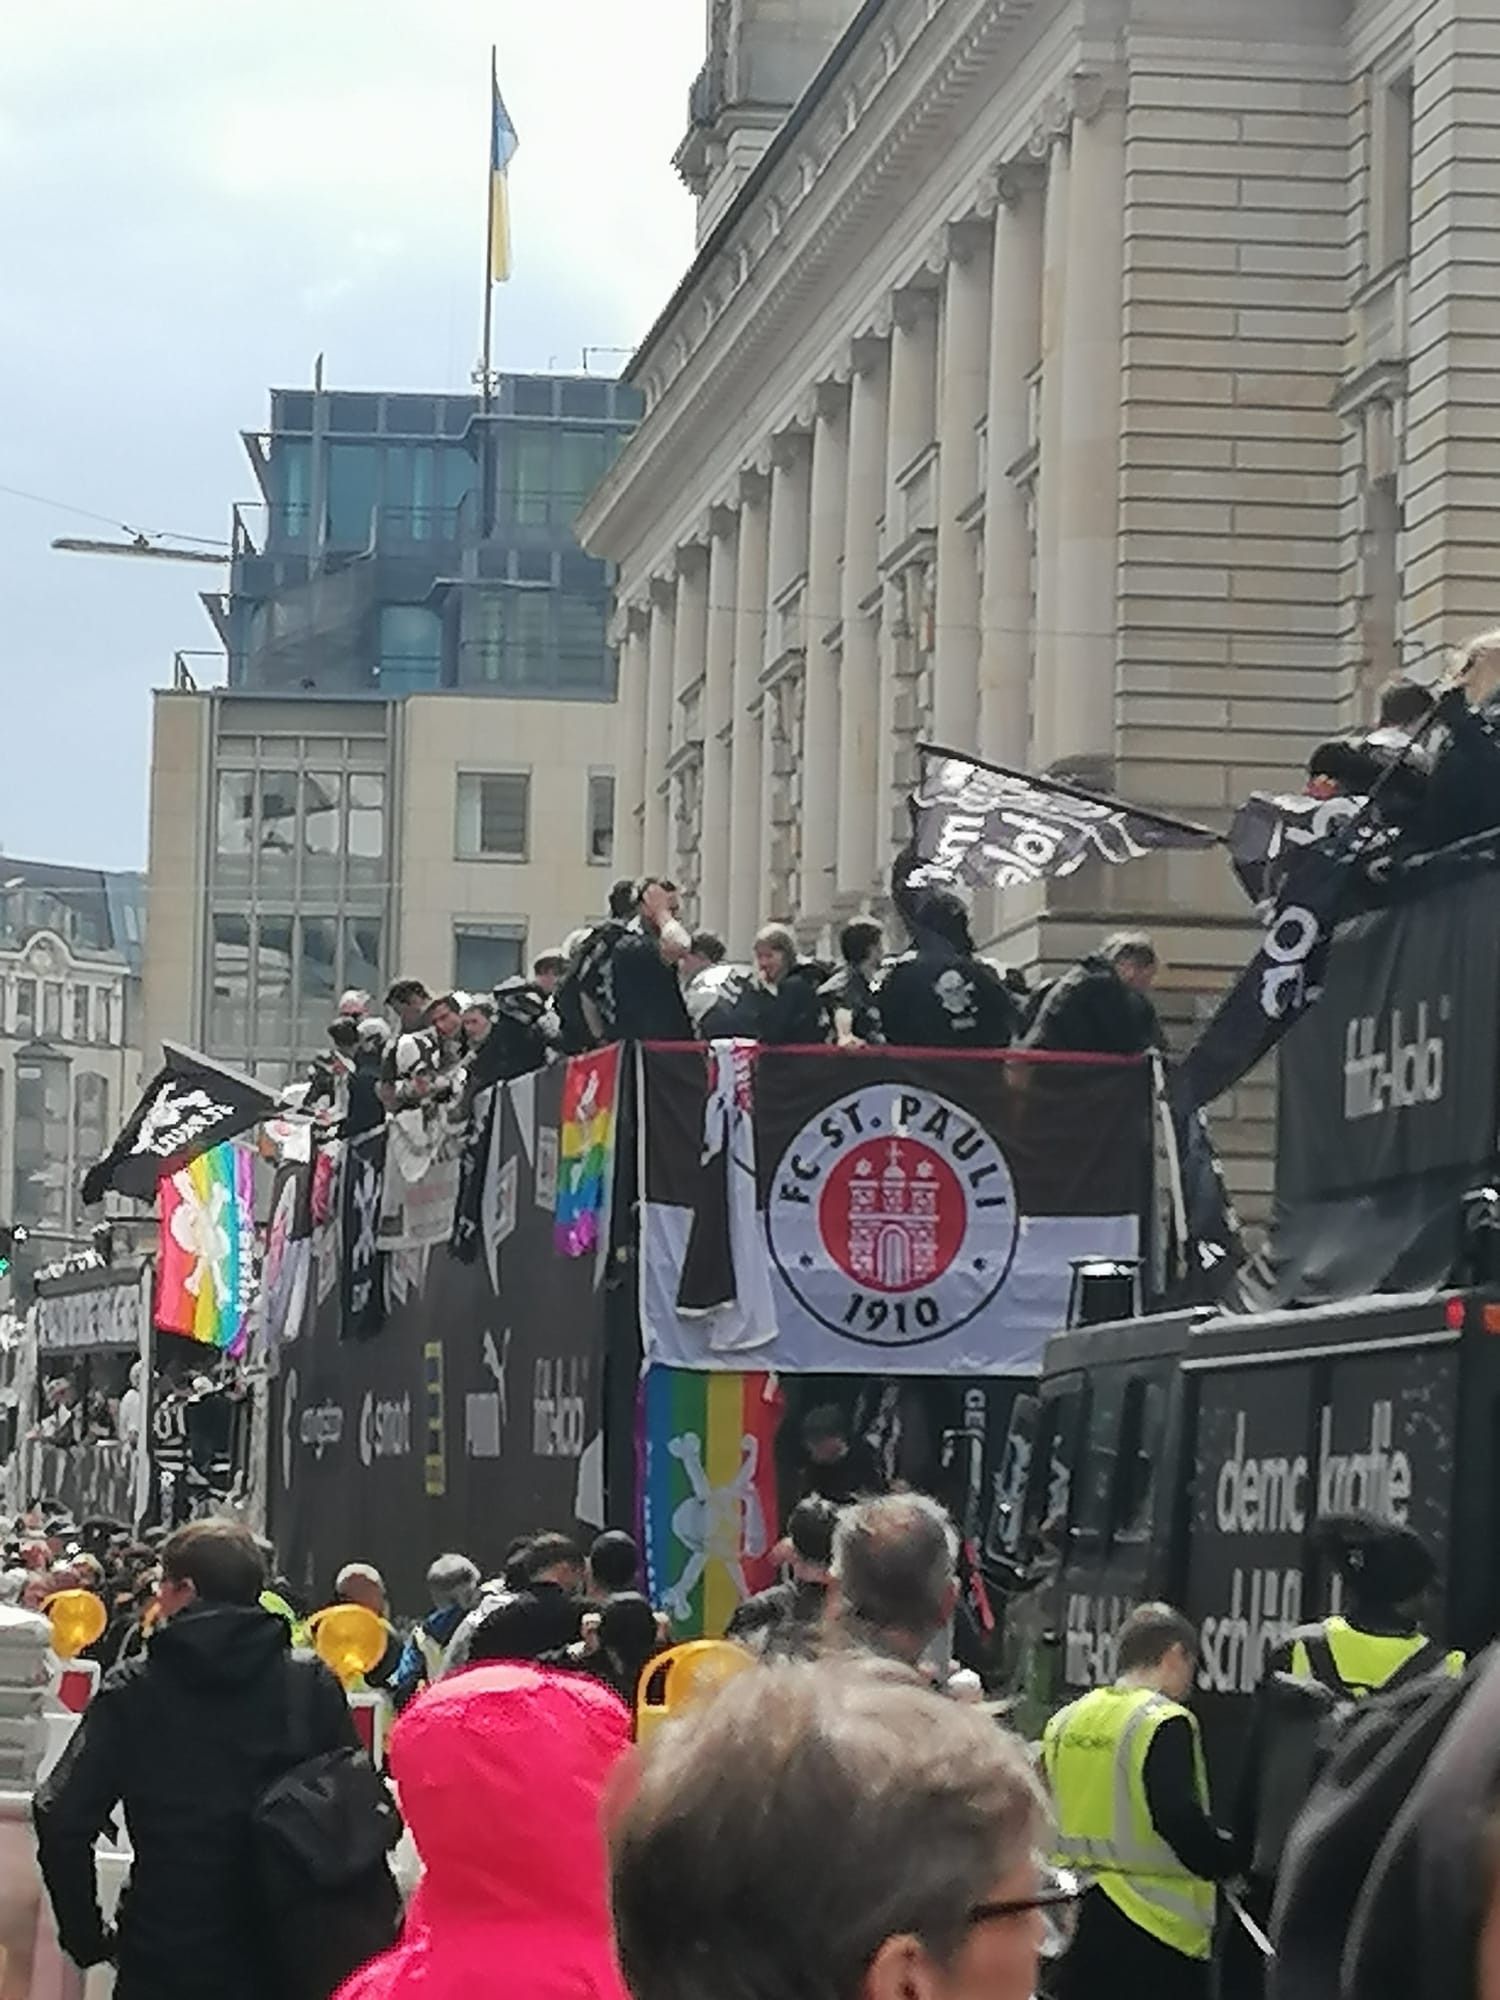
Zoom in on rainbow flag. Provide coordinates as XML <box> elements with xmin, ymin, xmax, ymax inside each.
<box><xmin>639</xmin><ymin>1367</ymin><xmax>784</xmax><ymax>1639</ymax></box>
<box><xmin>554</xmin><ymin>1044</ymin><xmax>620</xmax><ymax>1258</ymax></box>
<box><xmin>156</xmin><ymin>1142</ymin><xmax>256</xmax><ymax>1353</ymax></box>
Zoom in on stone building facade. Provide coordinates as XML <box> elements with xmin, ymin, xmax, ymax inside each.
<box><xmin>578</xmin><ymin>0</ymin><xmax>1500</xmax><ymax>1213</ymax></box>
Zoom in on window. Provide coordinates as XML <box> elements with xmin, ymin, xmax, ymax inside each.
<box><xmin>457</xmin><ymin>771</ymin><xmax>530</xmax><ymax>859</ymax></box>
<box><xmin>587</xmin><ymin>773</ymin><xmax>615</xmax><ymax>865</ymax></box>
<box><xmin>347</xmin><ymin>773</ymin><xmax>386</xmax><ymax>881</ymax></box>
<box><xmin>302</xmin><ymin>770</ymin><xmax>342</xmax><ymax>885</ymax></box>
<box><xmin>454</xmin><ymin>923</ymin><xmax>525</xmax><ymax>991</ymax></box>
<box><xmin>343</xmin><ymin>916</ymin><xmax>382</xmax><ymax>1004</ymax></box>
<box><xmin>73</xmin><ymin>1074</ymin><xmax>109</xmax><ymax>1195</ymax></box>
<box><xmin>1372</xmin><ymin>70</ymin><xmax>1414</xmax><ymax>272</ymax></box>
<box><xmin>377</xmin><ymin>606</ymin><xmax>443</xmax><ymax>694</ymax></box>
<box><xmin>258</xmin><ymin>770</ymin><xmax>299</xmax><ymax>890</ymax></box>
<box><xmin>71</xmin><ymin>988</ymin><xmax>90</xmax><ymax>1042</ymax></box>
<box><xmin>216</xmin><ymin>772</ymin><xmax>256</xmax><ymax>885</ymax></box>
<box><xmin>326</xmin><ymin>442</ymin><xmax>377</xmax><ymax>544</ymax></box>
<box><xmin>558</xmin><ymin>588</ymin><xmax>607</xmax><ymax>663</ymax></box>
<box><xmin>41</xmin><ymin>982</ymin><xmax>62</xmax><ymax>1038</ymax></box>
<box><xmin>329</xmin><ymin>393</ymin><xmax>380</xmax><ymax>433</ymax></box>
<box><xmin>513</xmin><ymin>378</ymin><xmax>554</xmax><ymax>417</ymax></box>
<box><xmin>502</xmin><ymin>427</ymin><xmax>554</xmax><ymax>526</ymax></box>
<box><xmin>273</xmin><ymin>441</ymin><xmax>311</xmax><ymax>539</ymax></box>
<box><xmin>557</xmin><ymin>430</ymin><xmax>612</xmax><ymax>513</ymax></box>
<box><xmin>93</xmin><ymin>987</ymin><xmax>112</xmax><ymax>1044</ymax></box>
<box><xmin>255</xmin><ymin>917</ymin><xmax>295</xmax><ymax>1047</ymax></box>
<box><xmin>386</xmin><ymin>394</ymin><xmax>437</xmax><ymax>433</ymax></box>
<box><xmin>211</xmin><ymin>913</ymin><xmax>251</xmax><ymax>1048</ymax></box>
<box><xmin>299</xmin><ymin>916</ymin><xmax>339</xmax><ymax>1043</ymax></box>
<box><xmin>14</xmin><ymin>978</ymin><xmax>34</xmax><ymax>1037</ymax></box>
<box><xmin>13</xmin><ymin>1057</ymin><xmax>69</xmax><ymax>1229</ymax></box>
<box><xmin>502</xmin><ymin>592</ymin><xmax>551</xmax><ymax>688</ymax></box>
<box><xmin>1109</xmin><ymin>1377</ymin><xmax>1167</xmax><ymax>1546</ymax></box>
<box><xmin>561</xmin><ymin>379</ymin><xmax>610</xmax><ymax>419</ymax></box>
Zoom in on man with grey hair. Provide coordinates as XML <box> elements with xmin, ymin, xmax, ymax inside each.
<box><xmin>831</xmin><ymin>1492</ymin><xmax>961</xmax><ymax>1679</ymax></box>
<box><xmin>333</xmin><ymin>1559</ymin><xmax>403</xmax><ymax>1689</ymax></box>
<box><xmin>389</xmin><ymin>1552</ymin><xmax>480</xmax><ymax>1710</ymax></box>
<box><xmin>1024</xmin><ymin>929</ymin><xmax>1164</xmax><ymax>1058</ymax></box>
<box><xmin>611</xmin><ymin>1658</ymin><xmax>1066</xmax><ymax>2000</ymax></box>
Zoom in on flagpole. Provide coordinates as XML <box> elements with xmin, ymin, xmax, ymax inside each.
<box><xmin>480</xmin><ymin>46</ymin><xmax>498</xmax><ymax>537</ymax></box>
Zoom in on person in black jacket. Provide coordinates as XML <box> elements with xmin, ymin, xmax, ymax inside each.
<box><xmin>876</xmin><ymin>889</ymin><xmax>1020</xmax><ymax>1050</ymax></box>
<box><xmin>727</xmin><ymin>1496</ymin><xmax>838</xmax><ymax>1657</ymax></box>
<box><xmin>1024</xmin><ymin>931</ymin><xmax>1164</xmax><ymax>1058</ymax></box>
<box><xmin>34</xmin><ymin>1519</ymin><xmax>357</xmax><ymax>2000</ymax></box>
<box><xmin>747</xmin><ymin>924</ymin><xmax>825</xmax><ymax>1046</ymax></box>
<box><xmin>818</xmin><ymin>920</ymin><xmax>885</xmax><ymax>1046</ymax></box>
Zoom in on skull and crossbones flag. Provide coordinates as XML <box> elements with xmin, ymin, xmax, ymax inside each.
<box><xmin>81</xmin><ymin>1042</ymin><xmax>280</xmax><ymax>1206</ymax></box>
<box><xmin>340</xmin><ymin>1126</ymin><xmax>387</xmax><ymax>1339</ymax></box>
<box><xmin>906</xmin><ymin>745</ymin><xmax>1219</xmax><ymax>895</ymax></box>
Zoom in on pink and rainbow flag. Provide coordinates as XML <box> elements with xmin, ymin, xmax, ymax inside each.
<box><xmin>638</xmin><ymin>1367</ymin><xmax>784</xmax><ymax>1638</ymax></box>
<box><xmin>156</xmin><ymin>1142</ymin><xmax>257</xmax><ymax>1353</ymax></box>
<box><xmin>554</xmin><ymin>1044</ymin><xmax>620</xmax><ymax>1257</ymax></box>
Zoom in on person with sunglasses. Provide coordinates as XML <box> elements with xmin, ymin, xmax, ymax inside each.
<box><xmin>610</xmin><ymin>1653</ymin><xmax>1075</xmax><ymax>2000</ymax></box>
<box><xmin>1041</xmin><ymin>1602</ymin><xmax>1240</xmax><ymax>2000</ymax></box>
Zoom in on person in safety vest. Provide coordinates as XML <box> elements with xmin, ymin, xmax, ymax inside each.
<box><xmin>1043</xmin><ymin>1601</ymin><xmax>1239</xmax><ymax>2000</ymax></box>
<box><xmin>1221</xmin><ymin>1512</ymin><xmax>1465</xmax><ymax>2000</ymax></box>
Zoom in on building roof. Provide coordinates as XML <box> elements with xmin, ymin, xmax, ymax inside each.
<box><xmin>0</xmin><ymin>859</ymin><xmax>145</xmax><ymax>974</ymax></box>
<box><xmin>629</xmin><ymin>0</ymin><xmax>887</xmax><ymax>378</ymax></box>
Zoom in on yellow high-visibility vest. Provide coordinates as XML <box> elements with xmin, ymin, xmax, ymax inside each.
<box><xmin>260</xmin><ymin>1589</ymin><xmax>313</xmax><ymax>1651</ymax></box>
<box><xmin>1042</xmin><ymin>1684</ymin><xmax>1216</xmax><ymax>1961</ymax></box>
<box><xmin>1287</xmin><ymin>1616</ymin><xmax>1464</xmax><ymax>1697</ymax></box>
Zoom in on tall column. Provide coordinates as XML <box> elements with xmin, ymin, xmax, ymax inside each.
<box><xmin>669</xmin><ymin>545</ymin><xmax>709</xmax><ymax>899</ymax></box>
<box><xmin>1054</xmin><ymin>93</ymin><xmax>1126</xmax><ymax>770</ymax></box>
<box><xmin>642</xmin><ymin>576</ymin><xmax>676</xmax><ymax>869</ymax></box>
<box><xmin>671</xmin><ymin>545</ymin><xmax>709</xmax><ymax>753</ymax></box>
<box><xmin>727</xmin><ymin>470</ymin><xmax>770</xmax><ymax>953</ymax></box>
<box><xmin>979</xmin><ymin>173</ymin><xmax>1044</xmax><ymax>766</ymax></box>
<box><xmin>802</xmin><ymin>382</ymin><xmax>849</xmax><ymax>926</ymax></box>
<box><xmin>838</xmin><ymin>337</ymin><xmax>889</xmax><ymax>902</ymax></box>
<box><xmin>760</xmin><ymin>431</ymin><xmax>812</xmax><ymax>915</ymax></box>
<box><xmin>615</xmin><ymin>608</ymin><xmax>649</xmax><ymax>881</ymax></box>
<box><xmin>877</xmin><ymin>288</ymin><xmax>939</xmax><ymax>878</ymax></box>
<box><xmin>699</xmin><ymin>508</ymin><xmax>739</xmax><ymax>929</ymax></box>
<box><xmin>1032</xmin><ymin>134</ymin><xmax>1072</xmax><ymax>770</ymax></box>
<box><xmin>932</xmin><ymin>220</ymin><xmax>994</xmax><ymax>746</ymax></box>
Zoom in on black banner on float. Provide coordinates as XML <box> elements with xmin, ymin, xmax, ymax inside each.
<box><xmin>269</xmin><ymin>1062</ymin><xmax>608</xmax><ymax>1611</ymax></box>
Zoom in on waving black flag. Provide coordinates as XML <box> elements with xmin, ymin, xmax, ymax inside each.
<box><xmin>908</xmin><ymin>745</ymin><xmax>1219</xmax><ymax>893</ymax></box>
<box><xmin>80</xmin><ymin>1043</ymin><xmax>280</xmax><ymax>1205</ymax></box>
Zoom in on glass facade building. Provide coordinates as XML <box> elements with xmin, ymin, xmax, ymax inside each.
<box><xmin>213</xmin><ymin>374</ymin><xmax>642</xmax><ymax>700</ymax></box>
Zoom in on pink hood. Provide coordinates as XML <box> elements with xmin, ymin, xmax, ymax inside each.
<box><xmin>337</xmin><ymin>1663</ymin><xmax>631</xmax><ymax>2000</ymax></box>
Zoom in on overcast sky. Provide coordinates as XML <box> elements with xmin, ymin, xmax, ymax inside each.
<box><xmin>0</xmin><ymin>1</ymin><xmax>701</xmax><ymax>870</ymax></box>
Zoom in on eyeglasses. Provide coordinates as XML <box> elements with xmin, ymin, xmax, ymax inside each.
<box><xmin>968</xmin><ymin>1866</ymin><xmax>1082</xmax><ymax>1961</ymax></box>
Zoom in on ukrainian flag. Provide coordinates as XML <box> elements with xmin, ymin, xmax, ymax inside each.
<box><xmin>490</xmin><ymin>72</ymin><xmax>519</xmax><ymax>284</ymax></box>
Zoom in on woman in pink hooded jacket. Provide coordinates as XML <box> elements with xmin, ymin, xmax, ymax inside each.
<box><xmin>337</xmin><ymin>1661</ymin><xmax>631</xmax><ymax>2000</ymax></box>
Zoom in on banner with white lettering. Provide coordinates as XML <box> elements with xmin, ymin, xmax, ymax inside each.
<box><xmin>80</xmin><ymin>1042</ymin><xmax>280</xmax><ymax>1205</ymax></box>
<box><xmin>641</xmin><ymin>1048</ymin><xmax>1151</xmax><ymax>1376</ymax></box>
<box><xmin>908</xmin><ymin>746</ymin><xmax>1218</xmax><ymax>895</ymax></box>
<box><xmin>269</xmin><ymin>1060</ymin><xmax>607</xmax><ymax>1609</ymax></box>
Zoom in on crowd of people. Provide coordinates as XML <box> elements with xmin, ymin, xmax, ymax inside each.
<box><xmin>281</xmin><ymin>872</ymin><xmax>1168</xmax><ymax>1149</ymax></box>
<box><xmin>22</xmin><ymin>1490</ymin><xmax>1500</xmax><ymax>2000</ymax></box>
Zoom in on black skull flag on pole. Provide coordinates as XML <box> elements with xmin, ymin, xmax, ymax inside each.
<box><xmin>80</xmin><ymin>1043</ymin><xmax>281</xmax><ymax>1206</ymax></box>
<box><xmin>906</xmin><ymin>745</ymin><xmax>1220</xmax><ymax>893</ymax></box>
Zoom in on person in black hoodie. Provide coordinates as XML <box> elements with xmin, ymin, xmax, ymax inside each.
<box><xmin>876</xmin><ymin>888</ymin><xmax>1019</xmax><ymax>1050</ymax></box>
<box><xmin>818</xmin><ymin>920</ymin><xmax>885</xmax><ymax>1046</ymax></box>
<box><xmin>35</xmin><ymin>1519</ymin><xmax>357</xmax><ymax>2000</ymax></box>
<box><xmin>747</xmin><ymin>924</ymin><xmax>825</xmax><ymax>1046</ymax></box>
<box><xmin>1024</xmin><ymin>931</ymin><xmax>1164</xmax><ymax>1057</ymax></box>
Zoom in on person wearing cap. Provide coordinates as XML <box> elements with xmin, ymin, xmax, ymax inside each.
<box><xmin>1284</xmin><ymin>1512</ymin><xmax>1464</xmax><ymax>1697</ymax></box>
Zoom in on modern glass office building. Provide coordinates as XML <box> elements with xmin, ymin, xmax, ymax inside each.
<box><xmin>207</xmin><ymin>374</ymin><xmax>642</xmax><ymax>701</ymax></box>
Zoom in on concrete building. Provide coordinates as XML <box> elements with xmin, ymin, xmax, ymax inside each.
<box><xmin>579</xmin><ymin>0</ymin><xmax>1500</xmax><ymax>1212</ymax></box>
<box><xmin>0</xmin><ymin>863</ymin><xmax>145</xmax><ymax>1291</ymax></box>
<box><xmin>147</xmin><ymin>371</ymin><xmax>635</xmax><ymax>1081</ymax></box>
<box><xmin>143</xmin><ymin>689</ymin><xmax>619</xmax><ymax>1081</ymax></box>
<box><xmin>212</xmin><ymin>376</ymin><xmax>640</xmax><ymax>699</ymax></box>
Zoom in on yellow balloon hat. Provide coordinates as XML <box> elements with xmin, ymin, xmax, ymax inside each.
<box><xmin>309</xmin><ymin>1603</ymin><xmax>387</xmax><ymax>1688</ymax></box>
<box><xmin>635</xmin><ymin>1639</ymin><xmax>753</xmax><ymax>1741</ymax></box>
<box><xmin>43</xmin><ymin>1589</ymin><xmax>108</xmax><ymax>1661</ymax></box>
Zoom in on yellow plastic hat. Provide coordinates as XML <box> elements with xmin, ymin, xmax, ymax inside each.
<box><xmin>635</xmin><ymin>1639</ymin><xmax>754</xmax><ymax>1743</ymax></box>
<box><xmin>308</xmin><ymin>1603</ymin><xmax>387</xmax><ymax>1688</ymax></box>
<box><xmin>43</xmin><ymin>1589</ymin><xmax>108</xmax><ymax>1661</ymax></box>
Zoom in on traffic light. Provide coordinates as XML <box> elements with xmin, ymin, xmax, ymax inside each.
<box><xmin>0</xmin><ymin>1225</ymin><xmax>27</xmax><ymax>1280</ymax></box>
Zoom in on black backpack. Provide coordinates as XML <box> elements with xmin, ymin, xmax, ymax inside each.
<box><xmin>1268</xmin><ymin>1652</ymin><xmax>1476</xmax><ymax>2000</ymax></box>
<box><xmin>251</xmin><ymin>1657</ymin><xmax>404</xmax><ymax>2000</ymax></box>
<box><xmin>1251</xmin><ymin>1630</ymin><xmax>1450</xmax><ymax>1879</ymax></box>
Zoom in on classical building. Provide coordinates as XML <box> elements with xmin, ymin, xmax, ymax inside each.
<box><xmin>579</xmin><ymin>0</ymin><xmax>1500</xmax><ymax>1212</ymax></box>
<box><xmin>0</xmin><ymin>863</ymin><xmax>145</xmax><ymax>1294</ymax></box>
